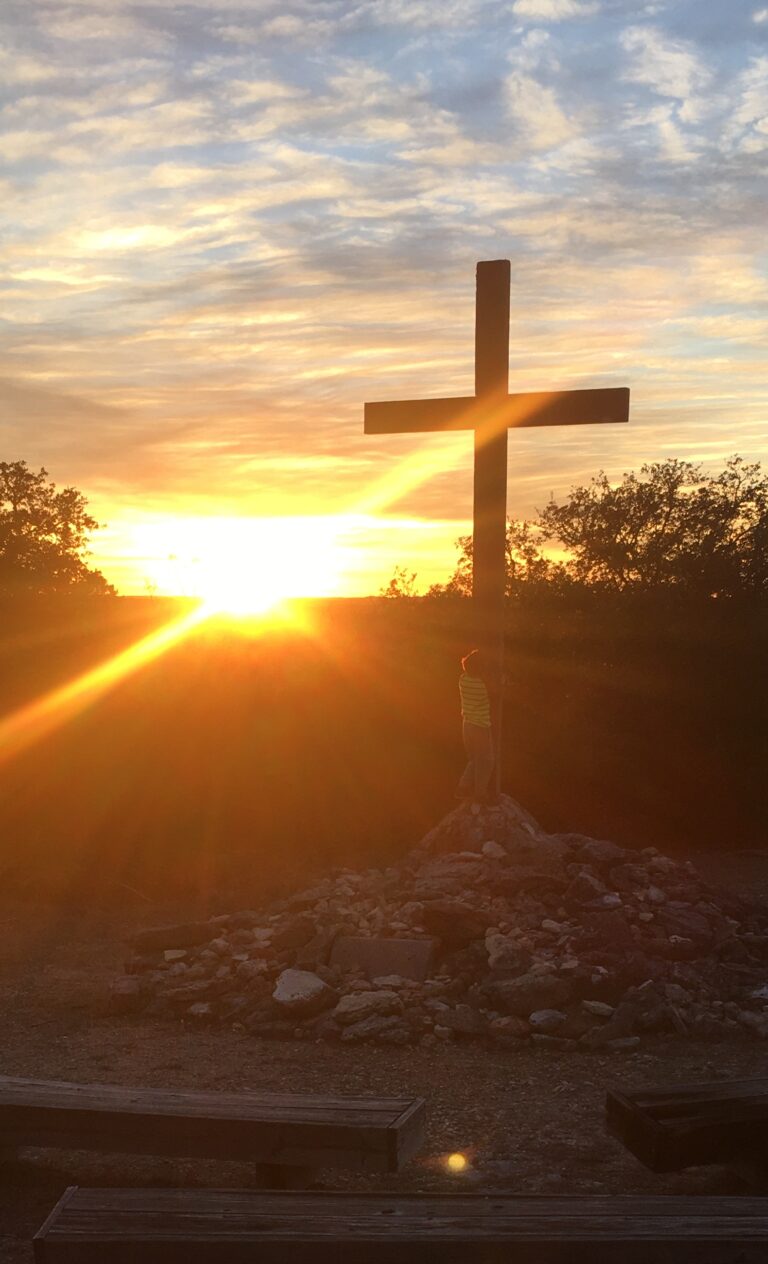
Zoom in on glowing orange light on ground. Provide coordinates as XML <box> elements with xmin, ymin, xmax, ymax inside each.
<box><xmin>0</xmin><ymin>605</ymin><xmax>208</xmax><ymax>769</ymax></box>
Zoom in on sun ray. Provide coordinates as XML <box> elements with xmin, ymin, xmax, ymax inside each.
<box><xmin>0</xmin><ymin>605</ymin><xmax>209</xmax><ymax>769</ymax></box>
<box><xmin>0</xmin><ymin>390</ymin><xmax>550</xmax><ymax>766</ymax></box>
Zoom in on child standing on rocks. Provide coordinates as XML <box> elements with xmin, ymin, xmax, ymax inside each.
<box><xmin>456</xmin><ymin>649</ymin><xmax>495</xmax><ymax>806</ymax></box>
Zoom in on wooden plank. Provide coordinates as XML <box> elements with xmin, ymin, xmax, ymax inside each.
<box><xmin>391</xmin><ymin>1097</ymin><xmax>427</xmax><ymax>1170</ymax></box>
<box><xmin>0</xmin><ymin>1078</ymin><xmax>413</xmax><ymax>1120</ymax></box>
<box><xmin>35</xmin><ymin>1189</ymin><xmax>768</xmax><ymax>1263</ymax></box>
<box><xmin>607</xmin><ymin>1078</ymin><xmax>768</xmax><ymax>1173</ymax></box>
<box><xmin>364</xmin><ymin>388</ymin><xmax>629</xmax><ymax>435</ymax></box>
<box><xmin>0</xmin><ymin>1077</ymin><xmax>425</xmax><ymax>1173</ymax></box>
<box><xmin>631</xmin><ymin>1080</ymin><xmax>768</xmax><ymax>1110</ymax></box>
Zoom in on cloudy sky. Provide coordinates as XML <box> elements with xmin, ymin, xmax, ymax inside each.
<box><xmin>1</xmin><ymin>0</ymin><xmax>766</xmax><ymax>595</ymax></box>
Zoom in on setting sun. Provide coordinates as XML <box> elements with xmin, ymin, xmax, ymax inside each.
<box><xmin>137</xmin><ymin>516</ymin><xmax>347</xmax><ymax>615</ymax></box>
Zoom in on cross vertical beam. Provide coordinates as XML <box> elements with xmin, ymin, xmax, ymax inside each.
<box><xmin>363</xmin><ymin>261</ymin><xmax>629</xmax><ymax>802</ymax></box>
<box><xmin>473</xmin><ymin>260</ymin><xmax>510</xmax><ymax>792</ymax></box>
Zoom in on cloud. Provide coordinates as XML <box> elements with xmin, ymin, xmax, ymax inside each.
<box><xmin>1</xmin><ymin>0</ymin><xmax>765</xmax><ymax>593</ymax></box>
<box><xmin>505</xmin><ymin>71</ymin><xmax>577</xmax><ymax>149</ymax></box>
<box><xmin>512</xmin><ymin>0</ymin><xmax>599</xmax><ymax>19</ymax></box>
<box><xmin>722</xmin><ymin>56</ymin><xmax>768</xmax><ymax>152</ymax></box>
<box><xmin>621</xmin><ymin>26</ymin><xmax>711</xmax><ymax>102</ymax></box>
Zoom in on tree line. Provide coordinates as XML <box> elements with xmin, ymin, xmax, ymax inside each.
<box><xmin>382</xmin><ymin>456</ymin><xmax>768</xmax><ymax>602</ymax></box>
<box><xmin>2</xmin><ymin>454</ymin><xmax>767</xmax><ymax>601</ymax></box>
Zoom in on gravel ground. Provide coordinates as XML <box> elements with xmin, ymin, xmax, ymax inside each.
<box><xmin>2</xmin><ymin>851</ymin><xmax>768</xmax><ymax>1262</ymax></box>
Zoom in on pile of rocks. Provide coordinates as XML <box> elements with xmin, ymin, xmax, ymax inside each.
<box><xmin>112</xmin><ymin>797</ymin><xmax>768</xmax><ymax>1050</ymax></box>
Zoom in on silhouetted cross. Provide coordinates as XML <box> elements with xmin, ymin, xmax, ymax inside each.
<box><xmin>364</xmin><ymin>259</ymin><xmax>630</xmax><ymax>793</ymax></box>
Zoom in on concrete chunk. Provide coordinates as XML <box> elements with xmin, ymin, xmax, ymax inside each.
<box><xmin>330</xmin><ymin>936</ymin><xmax>436</xmax><ymax>982</ymax></box>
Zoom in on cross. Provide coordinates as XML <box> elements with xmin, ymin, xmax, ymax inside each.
<box><xmin>364</xmin><ymin>259</ymin><xmax>629</xmax><ymax>794</ymax></box>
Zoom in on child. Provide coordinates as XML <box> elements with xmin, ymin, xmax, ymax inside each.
<box><xmin>456</xmin><ymin>649</ymin><xmax>495</xmax><ymax>805</ymax></box>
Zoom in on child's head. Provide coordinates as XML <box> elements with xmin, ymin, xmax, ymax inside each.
<box><xmin>461</xmin><ymin>649</ymin><xmax>483</xmax><ymax>676</ymax></box>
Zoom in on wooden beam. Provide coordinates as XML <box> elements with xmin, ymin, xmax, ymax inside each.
<box><xmin>472</xmin><ymin>262</ymin><xmax>509</xmax><ymax>796</ymax></box>
<box><xmin>364</xmin><ymin>396</ymin><xmax>476</xmax><ymax>434</ymax></box>
<box><xmin>364</xmin><ymin>387</ymin><xmax>629</xmax><ymax>435</ymax></box>
<box><xmin>35</xmin><ymin>1188</ymin><xmax>768</xmax><ymax>1262</ymax></box>
<box><xmin>0</xmin><ymin>1077</ymin><xmax>426</xmax><ymax>1174</ymax></box>
<box><xmin>607</xmin><ymin>1077</ymin><xmax>768</xmax><ymax>1173</ymax></box>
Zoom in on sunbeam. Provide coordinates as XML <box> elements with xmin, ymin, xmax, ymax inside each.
<box><xmin>0</xmin><ymin>604</ymin><xmax>209</xmax><ymax>769</ymax></box>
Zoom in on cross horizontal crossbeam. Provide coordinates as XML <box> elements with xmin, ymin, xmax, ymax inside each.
<box><xmin>364</xmin><ymin>386</ymin><xmax>629</xmax><ymax>435</ymax></box>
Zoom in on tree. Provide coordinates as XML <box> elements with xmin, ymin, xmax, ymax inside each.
<box><xmin>0</xmin><ymin>461</ymin><xmax>115</xmax><ymax>595</ymax></box>
<box><xmin>537</xmin><ymin>456</ymin><xmax>768</xmax><ymax>597</ymax></box>
<box><xmin>415</xmin><ymin>456</ymin><xmax>768</xmax><ymax>600</ymax></box>
<box><xmin>427</xmin><ymin>519</ymin><xmax>571</xmax><ymax>598</ymax></box>
<box><xmin>380</xmin><ymin>565</ymin><xmax>419</xmax><ymax>598</ymax></box>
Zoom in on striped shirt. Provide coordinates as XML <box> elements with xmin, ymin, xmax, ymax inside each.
<box><xmin>459</xmin><ymin>672</ymin><xmax>491</xmax><ymax>728</ymax></box>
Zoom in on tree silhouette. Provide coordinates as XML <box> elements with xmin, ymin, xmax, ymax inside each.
<box><xmin>389</xmin><ymin>456</ymin><xmax>768</xmax><ymax>600</ymax></box>
<box><xmin>0</xmin><ymin>460</ymin><xmax>115</xmax><ymax>595</ymax></box>
<box><xmin>380</xmin><ymin>565</ymin><xmax>418</xmax><ymax>598</ymax></box>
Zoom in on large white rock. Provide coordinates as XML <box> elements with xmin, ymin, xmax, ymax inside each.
<box><xmin>333</xmin><ymin>989</ymin><xmax>402</xmax><ymax>1026</ymax></box>
<box><xmin>272</xmin><ymin>969</ymin><xmax>334</xmax><ymax>1016</ymax></box>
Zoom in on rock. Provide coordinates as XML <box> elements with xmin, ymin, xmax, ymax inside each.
<box><xmin>161</xmin><ymin>979</ymin><xmax>221</xmax><ymax>1006</ymax></box>
<box><xmin>581</xmin><ymin>1000</ymin><xmax>614</xmax><ymax>1018</ymax></box>
<box><xmin>596</xmin><ymin>893</ymin><xmax>623</xmax><ymax>910</ymax></box>
<box><xmin>531</xmin><ymin>1033</ymin><xmax>574</xmax><ymax>1049</ymax></box>
<box><xmin>108</xmin><ymin>977</ymin><xmax>145</xmax><ymax>1014</ymax></box>
<box><xmin>605</xmin><ymin>1035</ymin><xmax>641</xmax><ymax>1050</ymax></box>
<box><xmin>529</xmin><ymin>1009</ymin><xmax>567</xmax><ymax>1034</ymax></box>
<box><xmin>270</xmin><ymin>915</ymin><xmax>317</xmax><ymax>952</ymax></box>
<box><xmin>113</xmin><ymin>791</ymin><xmax>768</xmax><ymax>1052</ymax></box>
<box><xmin>421</xmin><ymin>900</ymin><xmax>490</xmax><ymax>946</ymax></box>
<box><xmin>658</xmin><ymin>907</ymin><xmax>713</xmax><ymax>946</ymax></box>
<box><xmin>341</xmin><ymin>1015</ymin><xmax>407</xmax><ymax>1043</ymax></box>
<box><xmin>329</xmin><ymin>937</ymin><xmax>436</xmax><ymax>981</ymax></box>
<box><xmin>295</xmin><ymin>928</ymin><xmax>339</xmax><ymax>970</ymax></box>
<box><xmin>738</xmin><ymin>1011</ymin><xmax>768</xmax><ymax>1038</ymax></box>
<box><xmin>272</xmin><ymin>969</ymin><xmax>336</xmax><ymax>1017</ymax></box>
<box><xmin>481</xmin><ymin>840</ymin><xmax>507</xmax><ymax>861</ymax></box>
<box><xmin>128</xmin><ymin>921</ymin><xmax>213</xmax><ymax>952</ymax></box>
<box><xmin>566</xmin><ymin>872</ymin><xmax>607</xmax><ymax>903</ymax></box>
<box><xmin>186</xmin><ymin>1002</ymin><xmax>214</xmax><ymax>1022</ymax></box>
<box><xmin>573</xmin><ymin>838</ymin><xmax>628</xmax><ymax>869</ymax></box>
<box><xmin>333</xmin><ymin>989</ymin><xmax>402</xmax><ymax>1026</ymax></box>
<box><xmin>443</xmin><ymin>1003</ymin><xmax>486</xmax><ymax>1036</ymax></box>
<box><xmin>486</xmin><ymin>973</ymin><xmax>572</xmax><ymax>1017</ymax></box>
<box><xmin>485</xmin><ymin>932</ymin><xmax>531</xmax><ymax>976</ymax></box>
<box><xmin>236</xmin><ymin>960</ymin><xmax>268</xmax><ymax>984</ymax></box>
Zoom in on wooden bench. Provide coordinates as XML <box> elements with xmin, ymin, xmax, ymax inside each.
<box><xmin>34</xmin><ymin>1188</ymin><xmax>768</xmax><ymax>1262</ymax></box>
<box><xmin>606</xmin><ymin>1077</ymin><xmax>768</xmax><ymax>1172</ymax></box>
<box><xmin>0</xmin><ymin>1077</ymin><xmax>424</xmax><ymax>1185</ymax></box>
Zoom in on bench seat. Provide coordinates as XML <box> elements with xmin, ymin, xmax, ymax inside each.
<box><xmin>35</xmin><ymin>1188</ymin><xmax>768</xmax><ymax>1262</ymax></box>
<box><xmin>606</xmin><ymin>1077</ymin><xmax>768</xmax><ymax>1172</ymax></box>
<box><xmin>0</xmin><ymin>1076</ymin><xmax>424</xmax><ymax>1174</ymax></box>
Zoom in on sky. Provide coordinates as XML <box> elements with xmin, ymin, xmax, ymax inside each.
<box><xmin>1</xmin><ymin>0</ymin><xmax>767</xmax><ymax>596</ymax></box>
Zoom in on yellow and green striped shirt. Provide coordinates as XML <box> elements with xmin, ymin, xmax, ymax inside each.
<box><xmin>459</xmin><ymin>672</ymin><xmax>491</xmax><ymax>728</ymax></box>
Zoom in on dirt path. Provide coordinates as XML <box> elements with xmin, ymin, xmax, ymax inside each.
<box><xmin>2</xmin><ymin>869</ymin><xmax>768</xmax><ymax>1262</ymax></box>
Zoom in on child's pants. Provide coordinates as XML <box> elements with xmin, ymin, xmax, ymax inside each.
<box><xmin>458</xmin><ymin>720</ymin><xmax>494</xmax><ymax>800</ymax></box>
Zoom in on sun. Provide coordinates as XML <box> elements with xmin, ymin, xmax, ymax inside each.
<box><xmin>147</xmin><ymin>516</ymin><xmax>347</xmax><ymax>616</ymax></box>
<box><xmin>197</xmin><ymin>557</ymin><xmax>297</xmax><ymax>617</ymax></box>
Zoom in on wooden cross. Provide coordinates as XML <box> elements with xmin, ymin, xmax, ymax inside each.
<box><xmin>364</xmin><ymin>259</ymin><xmax>629</xmax><ymax>793</ymax></box>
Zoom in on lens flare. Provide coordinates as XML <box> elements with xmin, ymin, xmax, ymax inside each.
<box><xmin>446</xmin><ymin>1152</ymin><xmax>469</xmax><ymax>1173</ymax></box>
<box><xmin>0</xmin><ymin>605</ymin><xmax>208</xmax><ymax>769</ymax></box>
